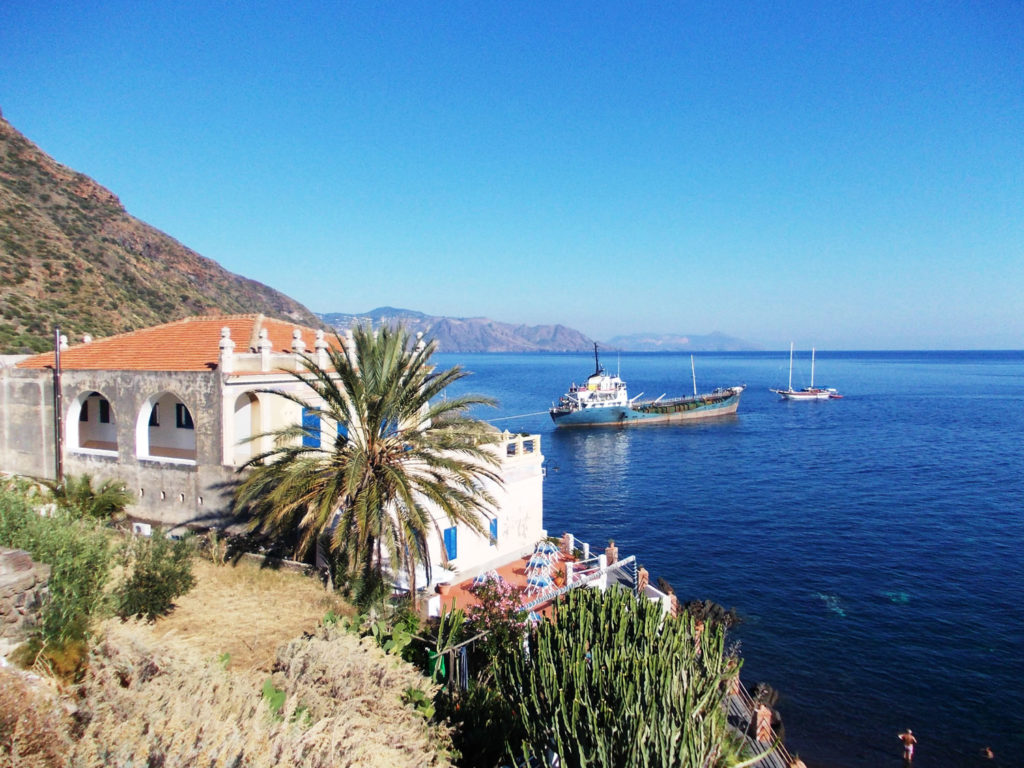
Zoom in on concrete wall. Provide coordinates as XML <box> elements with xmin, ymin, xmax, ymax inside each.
<box><xmin>0</xmin><ymin>368</ymin><xmax>57</xmax><ymax>480</ymax></box>
<box><xmin>0</xmin><ymin>366</ymin><xmax>235</xmax><ymax>528</ymax></box>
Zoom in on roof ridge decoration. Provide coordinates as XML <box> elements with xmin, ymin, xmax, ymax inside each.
<box><xmin>247</xmin><ymin>314</ymin><xmax>266</xmax><ymax>352</ymax></box>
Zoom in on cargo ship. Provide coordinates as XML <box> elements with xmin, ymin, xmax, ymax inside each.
<box><xmin>549</xmin><ymin>345</ymin><xmax>744</xmax><ymax>427</ymax></box>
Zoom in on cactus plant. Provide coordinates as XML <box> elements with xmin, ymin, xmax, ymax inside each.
<box><xmin>496</xmin><ymin>586</ymin><xmax>741</xmax><ymax>768</ymax></box>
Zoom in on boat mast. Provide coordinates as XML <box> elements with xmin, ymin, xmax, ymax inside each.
<box><xmin>593</xmin><ymin>342</ymin><xmax>601</xmax><ymax>375</ymax></box>
<box><xmin>788</xmin><ymin>342</ymin><xmax>794</xmax><ymax>392</ymax></box>
<box><xmin>691</xmin><ymin>355</ymin><xmax>697</xmax><ymax>396</ymax></box>
<box><xmin>811</xmin><ymin>348</ymin><xmax>816</xmax><ymax>389</ymax></box>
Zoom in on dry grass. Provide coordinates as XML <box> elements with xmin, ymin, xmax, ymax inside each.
<box><xmin>138</xmin><ymin>557</ymin><xmax>352</xmax><ymax>672</ymax></box>
<box><xmin>71</xmin><ymin>622</ymin><xmax>452</xmax><ymax>768</ymax></box>
<box><xmin>2</xmin><ymin>555</ymin><xmax>453</xmax><ymax>767</ymax></box>
<box><xmin>0</xmin><ymin>667</ymin><xmax>71</xmax><ymax>768</ymax></box>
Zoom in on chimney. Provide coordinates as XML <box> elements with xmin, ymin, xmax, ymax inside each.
<box><xmin>343</xmin><ymin>329</ymin><xmax>357</xmax><ymax>371</ymax></box>
<box><xmin>314</xmin><ymin>329</ymin><xmax>329</xmax><ymax>369</ymax></box>
<box><xmin>291</xmin><ymin>329</ymin><xmax>306</xmax><ymax>371</ymax></box>
<box><xmin>258</xmin><ymin>329</ymin><xmax>272</xmax><ymax>371</ymax></box>
<box><xmin>218</xmin><ymin>326</ymin><xmax>235</xmax><ymax>373</ymax></box>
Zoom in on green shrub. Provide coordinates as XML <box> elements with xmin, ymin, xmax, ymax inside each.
<box><xmin>0</xmin><ymin>488</ymin><xmax>113</xmax><ymax>648</ymax></box>
<box><xmin>496</xmin><ymin>587</ymin><xmax>741</xmax><ymax>768</ymax></box>
<box><xmin>44</xmin><ymin>473</ymin><xmax>132</xmax><ymax>521</ymax></box>
<box><xmin>115</xmin><ymin>530</ymin><xmax>196</xmax><ymax>621</ymax></box>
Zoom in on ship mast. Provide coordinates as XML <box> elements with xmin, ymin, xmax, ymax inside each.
<box><xmin>788</xmin><ymin>342</ymin><xmax>794</xmax><ymax>392</ymax></box>
<box><xmin>593</xmin><ymin>342</ymin><xmax>601</xmax><ymax>375</ymax></box>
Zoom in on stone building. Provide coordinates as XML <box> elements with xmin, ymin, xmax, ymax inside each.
<box><xmin>0</xmin><ymin>315</ymin><xmax>545</xmax><ymax>585</ymax></box>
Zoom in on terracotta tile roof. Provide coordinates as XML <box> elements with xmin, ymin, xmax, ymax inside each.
<box><xmin>16</xmin><ymin>315</ymin><xmax>335</xmax><ymax>372</ymax></box>
<box><xmin>441</xmin><ymin>551</ymin><xmax>577</xmax><ymax>619</ymax></box>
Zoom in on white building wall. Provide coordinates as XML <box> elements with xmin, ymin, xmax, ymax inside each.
<box><xmin>425</xmin><ymin>432</ymin><xmax>545</xmax><ymax>584</ymax></box>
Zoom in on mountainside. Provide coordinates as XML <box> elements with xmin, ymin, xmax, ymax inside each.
<box><xmin>319</xmin><ymin>309</ymin><xmax>759</xmax><ymax>353</ymax></box>
<box><xmin>319</xmin><ymin>308</ymin><xmax>595</xmax><ymax>352</ymax></box>
<box><xmin>0</xmin><ymin>111</ymin><xmax>321</xmax><ymax>354</ymax></box>
<box><xmin>604</xmin><ymin>331</ymin><xmax>760</xmax><ymax>352</ymax></box>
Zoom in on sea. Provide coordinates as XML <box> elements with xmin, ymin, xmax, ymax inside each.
<box><xmin>434</xmin><ymin>350</ymin><xmax>1024</xmax><ymax>768</ymax></box>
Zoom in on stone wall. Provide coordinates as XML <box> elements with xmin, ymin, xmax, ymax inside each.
<box><xmin>0</xmin><ymin>548</ymin><xmax>50</xmax><ymax>641</ymax></box>
<box><xmin>0</xmin><ymin>365</ymin><xmax>238</xmax><ymax>528</ymax></box>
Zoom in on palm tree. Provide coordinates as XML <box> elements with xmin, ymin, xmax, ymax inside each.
<box><xmin>44</xmin><ymin>473</ymin><xmax>133</xmax><ymax>521</ymax></box>
<box><xmin>233</xmin><ymin>323</ymin><xmax>501</xmax><ymax>601</ymax></box>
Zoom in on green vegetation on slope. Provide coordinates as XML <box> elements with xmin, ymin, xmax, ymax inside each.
<box><xmin>0</xmin><ymin>477</ymin><xmax>195</xmax><ymax>677</ymax></box>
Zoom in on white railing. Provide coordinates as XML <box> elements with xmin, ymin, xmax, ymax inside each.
<box><xmin>522</xmin><ymin>555</ymin><xmax>637</xmax><ymax>610</ymax></box>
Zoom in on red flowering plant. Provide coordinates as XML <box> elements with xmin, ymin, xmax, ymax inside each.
<box><xmin>466</xmin><ymin>576</ymin><xmax>529</xmax><ymax>667</ymax></box>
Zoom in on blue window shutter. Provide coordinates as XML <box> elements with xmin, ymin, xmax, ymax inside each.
<box><xmin>443</xmin><ymin>526</ymin><xmax>458</xmax><ymax>561</ymax></box>
<box><xmin>489</xmin><ymin>518</ymin><xmax>498</xmax><ymax>545</ymax></box>
<box><xmin>302</xmin><ymin>408</ymin><xmax>320</xmax><ymax>448</ymax></box>
<box><xmin>337</xmin><ymin>422</ymin><xmax>348</xmax><ymax>441</ymax></box>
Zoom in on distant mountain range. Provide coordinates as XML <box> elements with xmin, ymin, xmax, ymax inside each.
<box><xmin>0</xmin><ymin>111</ymin><xmax>321</xmax><ymax>354</ymax></box>
<box><xmin>319</xmin><ymin>308</ymin><xmax>594</xmax><ymax>353</ymax></box>
<box><xmin>603</xmin><ymin>331</ymin><xmax>760</xmax><ymax>352</ymax></box>
<box><xmin>319</xmin><ymin>308</ymin><xmax>760</xmax><ymax>353</ymax></box>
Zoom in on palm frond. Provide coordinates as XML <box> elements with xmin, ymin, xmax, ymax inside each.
<box><xmin>232</xmin><ymin>322</ymin><xmax>502</xmax><ymax>598</ymax></box>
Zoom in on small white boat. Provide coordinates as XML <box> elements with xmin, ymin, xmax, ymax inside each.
<box><xmin>771</xmin><ymin>343</ymin><xmax>842</xmax><ymax>400</ymax></box>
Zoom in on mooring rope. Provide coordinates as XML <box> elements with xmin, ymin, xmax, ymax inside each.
<box><xmin>486</xmin><ymin>410</ymin><xmax>550</xmax><ymax>422</ymax></box>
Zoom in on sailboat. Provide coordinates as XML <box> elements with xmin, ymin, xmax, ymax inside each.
<box><xmin>770</xmin><ymin>343</ymin><xmax>842</xmax><ymax>400</ymax></box>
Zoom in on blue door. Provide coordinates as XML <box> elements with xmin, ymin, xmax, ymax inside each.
<box><xmin>302</xmin><ymin>408</ymin><xmax>320</xmax><ymax>447</ymax></box>
<box><xmin>443</xmin><ymin>526</ymin><xmax>458</xmax><ymax>561</ymax></box>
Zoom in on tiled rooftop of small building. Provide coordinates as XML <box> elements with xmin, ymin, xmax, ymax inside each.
<box><xmin>16</xmin><ymin>314</ymin><xmax>337</xmax><ymax>372</ymax></box>
<box><xmin>437</xmin><ymin>549</ymin><xmax>583</xmax><ymax>619</ymax></box>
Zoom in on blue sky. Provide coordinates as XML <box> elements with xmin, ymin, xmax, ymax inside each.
<box><xmin>2</xmin><ymin>2</ymin><xmax>1022</xmax><ymax>349</ymax></box>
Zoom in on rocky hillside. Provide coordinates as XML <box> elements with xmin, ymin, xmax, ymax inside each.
<box><xmin>320</xmin><ymin>307</ymin><xmax>595</xmax><ymax>352</ymax></box>
<box><xmin>322</xmin><ymin>308</ymin><xmax>759</xmax><ymax>353</ymax></box>
<box><xmin>0</xmin><ymin>111</ymin><xmax>321</xmax><ymax>354</ymax></box>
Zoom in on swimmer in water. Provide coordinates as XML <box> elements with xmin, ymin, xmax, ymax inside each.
<box><xmin>898</xmin><ymin>729</ymin><xmax>917</xmax><ymax>762</ymax></box>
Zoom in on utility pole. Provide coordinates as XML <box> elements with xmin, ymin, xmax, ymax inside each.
<box><xmin>53</xmin><ymin>327</ymin><xmax>63</xmax><ymax>485</ymax></box>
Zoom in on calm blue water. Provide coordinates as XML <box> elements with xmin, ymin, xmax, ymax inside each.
<box><xmin>436</xmin><ymin>350</ymin><xmax>1024</xmax><ymax>768</ymax></box>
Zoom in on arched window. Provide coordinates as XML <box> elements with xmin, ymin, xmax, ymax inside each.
<box><xmin>137</xmin><ymin>392</ymin><xmax>196</xmax><ymax>464</ymax></box>
<box><xmin>233</xmin><ymin>392</ymin><xmax>262</xmax><ymax>466</ymax></box>
<box><xmin>68</xmin><ymin>391</ymin><xmax>117</xmax><ymax>456</ymax></box>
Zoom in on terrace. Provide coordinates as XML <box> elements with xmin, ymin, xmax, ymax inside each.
<box><xmin>425</xmin><ymin>532</ymin><xmax>656</xmax><ymax>620</ymax></box>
